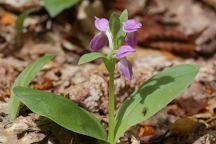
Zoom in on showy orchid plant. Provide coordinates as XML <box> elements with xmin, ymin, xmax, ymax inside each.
<box><xmin>86</xmin><ymin>12</ymin><xmax>142</xmax><ymax>143</ymax></box>
<box><xmin>9</xmin><ymin>10</ymin><xmax>199</xmax><ymax>144</ymax></box>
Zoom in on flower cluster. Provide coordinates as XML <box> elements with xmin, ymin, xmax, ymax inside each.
<box><xmin>90</xmin><ymin>17</ymin><xmax>142</xmax><ymax>80</ymax></box>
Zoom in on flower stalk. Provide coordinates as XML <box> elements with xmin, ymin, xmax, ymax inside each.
<box><xmin>108</xmin><ymin>44</ymin><xmax>116</xmax><ymax>144</ymax></box>
<box><xmin>108</xmin><ymin>64</ymin><xmax>115</xmax><ymax>144</ymax></box>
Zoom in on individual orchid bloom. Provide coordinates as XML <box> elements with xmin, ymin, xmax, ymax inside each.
<box><xmin>90</xmin><ymin>32</ymin><xmax>108</xmax><ymax>51</ymax></box>
<box><xmin>115</xmin><ymin>45</ymin><xmax>136</xmax><ymax>59</ymax></box>
<box><xmin>90</xmin><ymin>17</ymin><xmax>112</xmax><ymax>51</ymax></box>
<box><xmin>115</xmin><ymin>45</ymin><xmax>136</xmax><ymax>80</ymax></box>
<box><xmin>123</xmin><ymin>19</ymin><xmax>142</xmax><ymax>46</ymax></box>
<box><xmin>117</xmin><ymin>58</ymin><xmax>133</xmax><ymax>80</ymax></box>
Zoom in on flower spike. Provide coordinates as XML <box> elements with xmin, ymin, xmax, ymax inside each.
<box><xmin>90</xmin><ymin>15</ymin><xmax>142</xmax><ymax>80</ymax></box>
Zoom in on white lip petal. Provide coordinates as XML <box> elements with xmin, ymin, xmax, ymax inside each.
<box><xmin>106</xmin><ymin>30</ymin><xmax>113</xmax><ymax>49</ymax></box>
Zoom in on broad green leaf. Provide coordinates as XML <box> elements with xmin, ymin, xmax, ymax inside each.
<box><xmin>44</xmin><ymin>0</ymin><xmax>80</xmax><ymax>17</ymax></box>
<box><xmin>78</xmin><ymin>52</ymin><xmax>106</xmax><ymax>65</ymax></box>
<box><xmin>109</xmin><ymin>13</ymin><xmax>120</xmax><ymax>43</ymax></box>
<box><xmin>15</xmin><ymin>8</ymin><xmax>35</xmax><ymax>32</ymax></box>
<box><xmin>114</xmin><ymin>64</ymin><xmax>199</xmax><ymax>143</ymax></box>
<box><xmin>8</xmin><ymin>55</ymin><xmax>55</xmax><ymax>120</ymax></box>
<box><xmin>119</xmin><ymin>9</ymin><xmax>128</xmax><ymax>24</ymax></box>
<box><xmin>78</xmin><ymin>52</ymin><xmax>114</xmax><ymax>73</ymax></box>
<box><xmin>13</xmin><ymin>86</ymin><xmax>107</xmax><ymax>141</ymax></box>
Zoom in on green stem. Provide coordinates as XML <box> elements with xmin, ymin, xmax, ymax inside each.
<box><xmin>107</xmin><ymin>50</ymin><xmax>117</xmax><ymax>60</ymax></box>
<box><xmin>108</xmin><ymin>61</ymin><xmax>115</xmax><ymax>144</ymax></box>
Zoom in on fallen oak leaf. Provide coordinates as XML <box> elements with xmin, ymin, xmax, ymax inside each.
<box><xmin>148</xmin><ymin>42</ymin><xmax>195</xmax><ymax>56</ymax></box>
<box><xmin>171</xmin><ymin>117</ymin><xmax>198</xmax><ymax>136</ymax></box>
<box><xmin>139</xmin><ymin>125</ymin><xmax>155</xmax><ymax>137</ymax></box>
<box><xmin>35</xmin><ymin>78</ymin><xmax>53</xmax><ymax>90</ymax></box>
<box><xmin>137</xmin><ymin>14</ymin><xmax>206</xmax><ymax>56</ymax></box>
<box><xmin>109</xmin><ymin>0</ymin><xmax>147</xmax><ymax>17</ymax></box>
<box><xmin>137</xmin><ymin>26</ymin><xmax>193</xmax><ymax>43</ymax></box>
<box><xmin>205</xmin><ymin>88</ymin><xmax>213</xmax><ymax>94</ymax></box>
<box><xmin>139</xmin><ymin>126</ymin><xmax>168</xmax><ymax>143</ymax></box>
<box><xmin>176</xmin><ymin>97</ymin><xmax>208</xmax><ymax>116</ymax></box>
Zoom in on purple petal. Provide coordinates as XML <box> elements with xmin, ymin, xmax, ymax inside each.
<box><xmin>125</xmin><ymin>31</ymin><xmax>137</xmax><ymax>46</ymax></box>
<box><xmin>123</xmin><ymin>19</ymin><xmax>142</xmax><ymax>33</ymax></box>
<box><xmin>117</xmin><ymin>58</ymin><xmax>133</xmax><ymax>80</ymax></box>
<box><xmin>116</xmin><ymin>45</ymin><xmax>136</xmax><ymax>59</ymax></box>
<box><xmin>90</xmin><ymin>32</ymin><xmax>108</xmax><ymax>51</ymax></box>
<box><xmin>95</xmin><ymin>16</ymin><xmax>109</xmax><ymax>32</ymax></box>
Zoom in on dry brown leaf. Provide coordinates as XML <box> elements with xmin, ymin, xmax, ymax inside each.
<box><xmin>205</xmin><ymin>88</ymin><xmax>213</xmax><ymax>94</ymax></box>
<box><xmin>109</xmin><ymin>0</ymin><xmax>147</xmax><ymax>17</ymax></box>
<box><xmin>0</xmin><ymin>12</ymin><xmax>16</xmax><ymax>26</ymax></box>
<box><xmin>137</xmin><ymin>15</ymin><xmax>196</xmax><ymax>56</ymax></box>
<box><xmin>176</xmin><ymin>97</ymin><xmax>208</xmax><ymax>116</ymax></box>
<box><xmin>139</xmin><ymin>125</ymin><xmax>155</xmax><ymax>137</ymax></box>
<box><xmin>36</xmin><ymin>78</ymin><xmax>53</xmax><ymax>90</ymax></box>
<box><xmin>148</xmin><ymin>42</ymin><xmax>195</xmax><ymax>56</ymax></box>
<box><xmin>171</xmin><ymin>117</ymin><xmax>198</xmax><ymax>136</ymax></box>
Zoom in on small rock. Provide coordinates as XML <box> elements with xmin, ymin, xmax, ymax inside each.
<box><xmin>0</xmin><ymin>135</ymin><xmax>7</xmax><ymax>143</ymax></box>
<box><xmin>0</xmin><ymin>0</ymin><xmax>43</xmax><ymax>12</ymax></box>
<box><xmin>20</xmin><ymin>132</ymin><xmax>46</xmax><ymax>144</ymax></box>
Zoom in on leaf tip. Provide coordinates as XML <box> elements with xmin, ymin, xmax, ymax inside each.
<box><xmin>48</xmin><ymin>54</ymin><xmax>56</xmax><ymax>58</ymax></box>
<box><xmin>122</xmin><ymin>9</ymin><xmax>128</xmax><ymax>15</ymax></box>
<box><xmin>78</xmin><ymin>58</ymin><xmax>83</xmax><ymax>65</ymax></box>
<box><xmin>186</xmin><ymin>64</ymin><xmax>199</xmax><ymax>73</ymax></box>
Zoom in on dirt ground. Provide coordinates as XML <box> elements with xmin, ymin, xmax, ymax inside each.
<box><xmin>0</xmin><ymin>0</ymin><xmax>216</xmax><ymax>143</ymax></box>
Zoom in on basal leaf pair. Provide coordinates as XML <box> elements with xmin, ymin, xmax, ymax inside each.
<box><xmin>9</xmin><ymin>9</ymin><xmax>199</xmax><ymax>144</ymax></box>
<box><xmin>11</xmin><ymin>60</ymin><xmax>199</xmax><ymax>143</ymax></box>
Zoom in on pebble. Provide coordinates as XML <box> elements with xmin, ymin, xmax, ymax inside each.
<box><xmin>0</xmin><ymin>135</ymin><xmax>7</xmax><ymax>143</ymax></box>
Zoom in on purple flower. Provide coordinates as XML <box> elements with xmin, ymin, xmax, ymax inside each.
<box><xmin>90</xmin><ymin>32</ymin><xmax>108</xmax><ymax>51</ymax></box>
<box><xmin>90</xmin><ymin>17</ymin><xmax>109</xmax><ymax>51</ymax></box>
<box><xmin>123</xmin><ymin>19</ymin><xmax>142</xmax><ymax>32</ymax></box>
<box><xmin>95</xmin><ymin>17</ymin><xmax>109</xmax><ymax>32</ymax></box>
<box><xmin>117</xmin><ymin>58</ymin><xmax>133</xmax><ymax>80</ymax></box>
<box><xmin>116</xmin><ymin>45</ymin><xmax>136</xmax><ymax>59</ymax></box>
<box><xmin>116</xmin><ymin>45</ymin><xmax>136</xmax><ymax>80</ymax></box>
<box><xmin>123</xmin><ymin>19</ymin><xmax>142</xmax><ymax>46</ymax></box>
<box><xmin>124</xmin><ymin>31</ymin><xmax>137</xmax><ymax>47</ymax></box>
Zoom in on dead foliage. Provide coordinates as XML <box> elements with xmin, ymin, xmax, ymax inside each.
<box><xmin>175</xmin><ymin>97</ymin><xmax>208</xmax><ymax>116</ymax></box>
<box><xmin>137</xmin><ymin>15</ymin><xmax>199</xmax><ymax>56</ymax></box>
